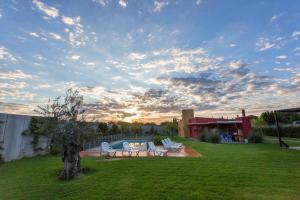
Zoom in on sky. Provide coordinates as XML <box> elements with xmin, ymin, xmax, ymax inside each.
<box><xmin>0</xmin><ymin>0</ymin><xmax>300</xmax><ymax>123</ymax></box>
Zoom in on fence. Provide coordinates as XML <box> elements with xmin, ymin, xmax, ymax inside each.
<box><xmin>82</xmin><ymin>133</ymin><xmax>155</xmax><ymax>150</ymax></box>
<box><xmin>0</xmin><ymin>113</ymin><xmax>48</xmax><ymax>162</ymax></box>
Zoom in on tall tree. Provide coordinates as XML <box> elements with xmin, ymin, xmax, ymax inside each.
<box><xmin>162</xmin><ymin>121</ymin><xmax>178</xmax><ymax>136</ymax></box>
<box><xmin>98</xmin><ymin>122</ymin><xmax>108</xmax><ymax>135</ymax></box>
<box><xmin>260</xmin><ymin>111</ymin><xmax>275</xmax><ymax>125</ymax></box>
<box><xmin>109</xmin><ymin>124</ymin><xmax>120</xmax><ymax>135</ymax></box>
<box><xmin>35</xmin><ymin>88</ymin><xmax>97</xmax><ymax>180</ymax></box>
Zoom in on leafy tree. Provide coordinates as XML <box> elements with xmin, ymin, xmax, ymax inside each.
<box><xmin>260</xmin><ymin>111</ymin><xmax>275</xmax><ymax>125</ymax></box>
<box><xmin>131</xmin><ymin>122</ymin><xmax>142</xmax><ymax>134</ymax></box>
<box><xmin>252</xmin><ymin>117</ymin><xmax>265</xmax><ymax>135</ymax></box>
<box><xmin>98</xmin><ymin>122</ymin><xmax>108</xmax><ymax>135</ymax></box>
<box><xmin>149</xmin><ymin>126</ymin><xmax>158</xmax><ymax>135</ymax></box>
<box><xmin>34</xmin><ymin>88</ymin><xmax>97</xmax><ymax>180</ymax></box>
<box><xmin>109</xmin><ymin>124</ymin><xmax>120</xmax><ymax>135</ymax></box>
<box><xmin>162</xmin><ymin>121</ymin><xmax>178</xmax><ymax>136</ymax></box>
<box><xmin>118</xmin><ymin>122</ymin><xmax>131</xmax><ymax>134</ymax></box>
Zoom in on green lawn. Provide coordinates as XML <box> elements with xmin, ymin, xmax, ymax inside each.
<box><xmin>264</xmin><ymin>136</ymin><xmax>300</xmax><ymax>147</ymax></box>
<box><xmin>1</xmin><ymin>138</ymin><xmax>300</xmax><ymax>200</ymax></box>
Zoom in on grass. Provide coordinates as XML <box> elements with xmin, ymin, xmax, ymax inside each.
<box><xmin>264</xmin><ymin>136</ymin><xmax>300</xmax><ymax>146</ymax></box>
<box><xmin>1</xmin><ymin>137</ymin><xmax>300</xmax><ymax>200</ymax></box>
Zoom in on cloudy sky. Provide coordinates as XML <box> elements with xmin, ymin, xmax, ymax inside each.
<box><xmin>0</xmin><ymin>0</ymin><xmax>300</xmax><ymax>123</ymax></box>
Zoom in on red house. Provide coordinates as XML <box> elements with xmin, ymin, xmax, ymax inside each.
<box><xmin>178</xmin><ymin>109</ymin><xmax>252</xmax><ymax>141</ymax></box>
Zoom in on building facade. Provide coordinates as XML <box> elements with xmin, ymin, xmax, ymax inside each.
<box><xmin>178</xmin><ymin>109</ymin><xmax>252</xmax><ymax>140</ymax></box>
<box><xmin>178</xmin><ymin>109</ymin><xmax>194</xmax><ymax>137</ymax></box>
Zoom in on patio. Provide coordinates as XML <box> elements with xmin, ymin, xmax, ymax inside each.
<box><xmin>80</xmin><ymin>145</ymin><xmax>201</xmax><ymax>158</ymax></box>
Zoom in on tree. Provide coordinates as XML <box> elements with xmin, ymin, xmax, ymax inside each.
<box><xmin>34</xmin><ymin>88</ymin><xmax>97</xmax><ymax>180</ymax></box>
<box><xmin>118</xmin><ymin>122</ymin><xmax>131</xmax><ymax>135</ymax></box>
<box><xmin>98</xmin><ymin>122</ymin><xmax>108</xmax><ymax>135</ymax></box>
<box><xmin>109</xmin><ymin>124</ymin><xmax>120</xmax><ymax>135</ymax></box>
<box><xmin>252</xmin><ymin>117</ymin><xmax>265</xmax><ymax>135</ymax></box>
<box><xmin>260</xmin><ymin>111</ymin><xmax>275</xmax><ymax>125</ymax></box>
<box><xmin>149</xmin><ymin>126</ymin><xmax>157</xmax><ymax>135</ymax></box>
<box><xmin>162</xmin><ymin>122</ymin><xmax>178</xmax><ymax>136</ymax></box>
<box><xmin>131</xmin><ymin>122</ymin><xmax>142</xmax><ymax>134</ymax></box>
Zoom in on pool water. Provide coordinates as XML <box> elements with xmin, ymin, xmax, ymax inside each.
<box><xmin>110</xmin><ymin>140</ymin><xmax>147</xmax><ymax>150</ymax></box>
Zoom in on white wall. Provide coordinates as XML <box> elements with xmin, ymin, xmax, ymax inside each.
<box><xmin>0</xmin><ymin>113</ymin><xmax>48</xmax><ymax>162</ymax></box>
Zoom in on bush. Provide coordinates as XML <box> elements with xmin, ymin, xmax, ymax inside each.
<box><xmin>153</xmin><ymin>135</ymin><xmax>163</xmax><ymax>145</ymax></box>
<box><xmin>249</xmin><ymin>131</ymin><xmax>264</xmax><ymax>143</ymax></box>
<box><xmin>256</xmin><ymin>127</ymin><xmax>300</xmax><ymax>138</ymax></box>
<box><xmin>209</xmin><ymin>129</ymin><xmax>221</xmax><ymax>143</ymax></box>
<box><xmin>199</xmin><ymin>128</ymin><xmax>209</xmax><ymax>142</ymax></box>
<box><xmin>199</xmin><ymin>128</ymin><xmax>221</xmax><ymax>143</ymax></box>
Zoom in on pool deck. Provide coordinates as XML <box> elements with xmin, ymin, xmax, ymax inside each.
<box><xmin>80</xmin><ymin>145</ymin><xmax>202</xmax><ymax>158</ymax></box>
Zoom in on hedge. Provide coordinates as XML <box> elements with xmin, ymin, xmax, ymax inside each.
<box><xmin>255</xmin><ymin>127</ymin><xmax>300</xmax><ymax>138</ymax></box>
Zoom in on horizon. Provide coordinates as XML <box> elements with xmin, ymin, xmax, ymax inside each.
<box><xmin>1</xmin><ymin>0</ymin><xmax>300</xmax><ymax>123</ymax></box>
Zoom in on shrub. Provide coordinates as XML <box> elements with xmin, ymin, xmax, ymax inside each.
<box><xmin>249</xmin><ymin>131</ymin><xmax>264</xmax><ymax>143</ymax></box>
<box><xmin>209</xmin><ymin>129</ymin><xmax>221</xmax><ymax>143</ymax></box>
<box><xmin>153</xmin><ymin>135</ymin><xmax>163</xmax><ymax>145</ymax></box>
<box><xmin>199</xmin><ymin>128</ymin><xmax>209</xmax><ymax>142</ymax></box>
<box><xmin>255</xmin><ymin>127</ymin><xmax>300</xmax><ymax>138</ymax></box>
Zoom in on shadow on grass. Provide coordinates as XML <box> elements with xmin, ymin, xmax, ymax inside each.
<box><xmin>51</xmin><ymin>166</ymin><xmax>98</xmax><ymax>182</ymax></box>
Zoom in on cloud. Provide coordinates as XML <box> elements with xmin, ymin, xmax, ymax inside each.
<box><xmin>0</xmin><ymin>46</ymin><xmax>17</xmax><ymax>61</ymax></box>
<box><xmin>0</xmin><ymin>70</ymin><xmax>35</xmax><ymax>80</ymax></box>
<box><xmin>49</xmin><ymin>32</ymin><xmax>62</xmax><ymax>40</ymax></box>
<box><xmin>275</xmin><ymin>55</ymin><xmax>288</xmax><ymax>60</ymax></box>
<box><xmin>291</xmin><ymin>73</ymin><xmax>300</xmax><ymax>85</ymax></box>
<box><xmin>154</xmin><ymin>1</ymin><xmax>168</xmax><ymax>12</ymax></box>
<box><xmin>71</xmin><ymin>55</ymin><xmax>80</xmax><ymax>60</ymax></box>
<box><xmin>0</xmin><ymin>82</ymin><xmax>28</xmax><ymax>90</ymax></box>
<box><xmin>119</xmin><ymin>0</ymin><xmax>127</xmax><ymax>8</ymax></box>
<box><xmin>32</xmin><ymin>0</ymin><xmax>59</xmax><ymax>18</ymax></box>
<box><xmin>273</xmin><ymin>67</ymin><xmax>298</xmax><ymax>73</ymax></box>
<box><xmin>292</xmin><ymin>31</ymin><xmax>300</xmax><ymax>39</ymax></box>
<box><xmin>128</xmin><ymin>53</ymin><xmax>147</xmax><ymax>60</ymax></box>
<box><xmin>270</xmin><ymin>14</ymin><xmax>282</xmax><ymax>23</ymax></box>
<box><xmin>33</xmin><ymin>54</ymin><xmax>47</xmax><ymax>61</ymax></box>
<box><xmin>0</xmin><ymin>102</ymin><xmax>33</xmax><ymax>115</ymax></box>
<box><xmin>63</xmin><ymin>16</ymin><xmax>87</xmax><ymax>46</ymax></box>
<box><xmin>93</xmin><ymin>0</ymin><xmax>110</xmax><ymax>6</ymax></box>
<box><xmin>62</xmin><ymin>16</ymin><xmax>79</xmax><ymax>25</ymax></box>
<box><xmin>195</xmin><ymin>0</ymin><xmax>203</xmax><ymax>6</ymax></box>
<box><xmin>228</xmin><ymin>60</ymin><xmax>247</xmax><ymax>69</ymax></box>
<box><xmin>255</xmin><ymin>37</ymin><xmax>283</xmax><ymax>51</ymax></box>
<box><xmin>28</xmin><ymin>32</ymin><xmax>40</xmax><ymax>38</ymax></box>
<box><xmin>229</xmin><ymin>43</ymin><xmax>236</xmax><ymax>47</ymax></box>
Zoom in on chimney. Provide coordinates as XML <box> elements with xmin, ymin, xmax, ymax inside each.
<box><xmin>242</xmin><ymin>109</ymin><xmax>246</xmax><ymax>117</ymax></box>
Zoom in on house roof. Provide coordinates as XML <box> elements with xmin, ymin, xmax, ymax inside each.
<box><xmin>189</xmin><ymin>120</ymin><xmax>242</xmax><ymax>125</ymax></box>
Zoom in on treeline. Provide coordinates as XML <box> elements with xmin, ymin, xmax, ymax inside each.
<box><xmin>252</xmin><ymin>111</ymin><xmax>300</xmax><ymax>138</ymax></box>
<box><xmin>258</xmin><ymin>111</ymin><xmax>300</xmax><ymax>125</ymax></box>
<box><xmin>97</xmin><ymin>121</ymin><xmax>178</xmax><ymax>135</ymax></box>
<box><xmin>253</xmin><ymin>127</ymin><xmax>300</xmax><ymax>138</ymax></box>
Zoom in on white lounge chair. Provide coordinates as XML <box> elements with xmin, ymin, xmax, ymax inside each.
<box><xmin>100</xmin><ymin>142</ymin><xmax>117</xmax><ymax>157</ymax></box>
<box><xmin>148</xmin><ymin>142</ymin><xmax>168</xmax><ymax>156</ymax></box>
<box><xmin>161</xmin><ymin>139</ymin><xmax>181</xmax><ymax>151</ymax></box>
<box><xmin>122</xmin><ymin>142</ymin><xmax>140</xmax><ymax>157</ymax></box>
<box><xmin>166</xmin><ymin>137</ymin><xmax>182</xmax><ymax>147</ymax></box>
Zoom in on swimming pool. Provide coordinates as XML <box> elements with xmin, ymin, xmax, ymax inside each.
<box><xmin>110</xmin><ymin>140</ymin><xmax>147</xmax><ymax>150</ymax></box>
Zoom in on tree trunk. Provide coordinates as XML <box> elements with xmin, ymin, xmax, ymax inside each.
<box><xmin>60</xmin><ymin>143</ymin><xmax>81</xmax><ymax>180</ymax></box>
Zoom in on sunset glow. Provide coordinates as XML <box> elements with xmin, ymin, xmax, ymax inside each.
<box><xmin>1</xmin><ymin>0</ymin><xmax>300</xmax><ymax>123</ymax></box>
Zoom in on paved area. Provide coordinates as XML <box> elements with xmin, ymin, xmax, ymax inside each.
<box><xmin>80</xmin><ymin>145</ymin><xmax>202</xmax><ymax>158</ymax></box>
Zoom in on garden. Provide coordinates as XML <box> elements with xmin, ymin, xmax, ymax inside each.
<box><xmin>1</xmin><ymin>137</ymin><xmax>300</xmax><ymax>200</ymax></box>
